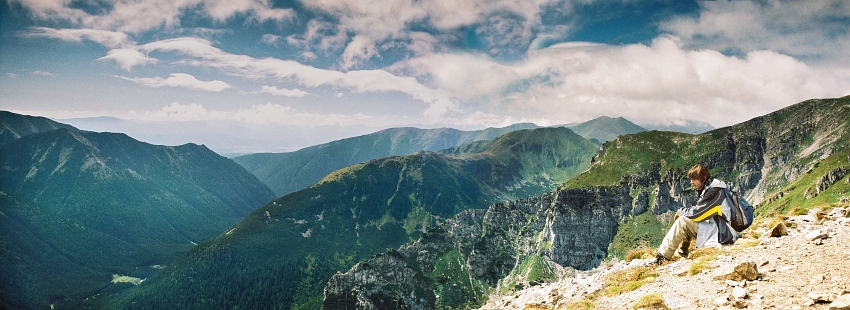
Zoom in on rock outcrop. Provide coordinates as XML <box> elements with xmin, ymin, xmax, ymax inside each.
<box><xmin>323</xmin><ymin>187</ymin><xmax>632</xmax><ymax>309</ymax></box>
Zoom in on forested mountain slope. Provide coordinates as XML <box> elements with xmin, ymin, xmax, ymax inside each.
<box><xmin>0</xmin><ymin>126</ymin><xmax>276</xmax><ymax>309</ymax></box>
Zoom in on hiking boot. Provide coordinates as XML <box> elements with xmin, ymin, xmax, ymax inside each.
<box><xmin>678</xmin><ymin>248</ymin><xmax>689</xmax><ymax>259</ymax></box>
<box><xmin>653</xmin><ymin>253</ymin><xmax>670</xmax><ymax>266</ymax></box>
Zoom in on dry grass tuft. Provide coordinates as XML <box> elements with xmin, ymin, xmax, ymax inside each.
<box><xmin>560</xmin><ymin>299</ymin><xmax>595</xmax><ymax>310</ymax></box>
<box><xmin>632</xmin><ymin>293</ymin><xmax>670</xmax><ymax>310</ymax></box>
<box><xmin>625</xmin><ymin>245</ymin><xmax>657</xmax><ymax>262</ymax></box>
<box><xmin>603</xmin><ymin>266</ymin><xmax>657</xmax><ymax>297</ymax></box>
<box><xmin>687</xmin><ymin>247</ymin><xmax>723</xmax><ymax>275</ymax></box>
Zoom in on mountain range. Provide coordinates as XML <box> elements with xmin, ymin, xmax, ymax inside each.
<box><xmin>320</xmin><ymin>96</ymin><xmax>850</xmax><ymax>309</ymax></box>
<box><xmin>0</xmin><ymin>108</ymin><xmax>739</xmax><ymax>310</ymax></box>
<box><xmin>235</xmin><ymin>116</ymin><xmax>646</xmax><ymax>197</ymax></box>
<box><xmin>104</xmin><ymin>127</ymin><xmax>600</xmax><ymax>309</ymax></box>
<box><xmin>232</xmin><ymin>123</ymin><xmax>538</xmax><ymax>197</ymax></box>
<box><xmin>0</xmin><ymin>113</ymin><xmax>276</xmax><ymax>310</ymax></box>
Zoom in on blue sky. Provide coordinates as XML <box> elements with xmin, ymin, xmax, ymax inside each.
<box><xmin>1</xmin><ymin>0</ymin><xmax>849</xmax><ymax>154</ymax></box>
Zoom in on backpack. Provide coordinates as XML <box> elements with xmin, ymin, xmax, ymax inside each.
<box><xmin>725</xmin><ymin>188</ymin><xmax>754</xmax><ymax>232</ymax></box>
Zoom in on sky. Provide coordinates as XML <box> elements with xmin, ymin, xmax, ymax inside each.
<box><xmin>1</xmin><ymin>0</ymin><xmax>849</xmax><ymax>154</ymax></box>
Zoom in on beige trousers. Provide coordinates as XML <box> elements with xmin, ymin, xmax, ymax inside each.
<box><xmin>657</xmin><ymin>215</ymin><xmax>697</xmax><ymax>260</ymax></box>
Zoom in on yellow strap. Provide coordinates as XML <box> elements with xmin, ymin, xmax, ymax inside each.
<box><xmin>692</xmin><ymin>205</ymin><xmax>723</xmax><ymax>222</ymax></box>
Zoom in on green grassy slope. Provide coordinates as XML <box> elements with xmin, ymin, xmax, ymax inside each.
<box><xmin>0</xmin><ymin>129</ymin><xmax>276</xmax><ymax>309</ymax></box>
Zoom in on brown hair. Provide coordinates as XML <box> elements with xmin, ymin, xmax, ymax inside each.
<box><xmin>687</xmin><ymin>164</ymin><xmax>711</xmax><ymax>182</ymax></box>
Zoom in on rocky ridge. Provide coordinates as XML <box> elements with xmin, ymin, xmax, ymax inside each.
<box><xmin>481</xmin><ymin>207</ymin><xmax>850</xmax><ymax>310</ymax></box>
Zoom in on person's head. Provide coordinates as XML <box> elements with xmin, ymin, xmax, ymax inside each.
<box><xmin>688</xmin><ymin>164</ymin><xmax>711</xmax><ymax>189</ymax></box>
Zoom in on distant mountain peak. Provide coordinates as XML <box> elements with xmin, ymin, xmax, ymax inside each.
<box><xmin>0</xmin><ymin>110</ymin><xmax>78</xmax><ymax>145</ymax></box>
<box><xmin>567</xmin><ymin>116</ymin><xmax>646</xmax><ymax>143</ymax></box>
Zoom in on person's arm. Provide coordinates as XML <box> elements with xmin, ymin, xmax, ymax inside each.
<box><xmin>677</xmin><ymin>187</ymin><xmax>725</xmax><ymax>221</ymax></box>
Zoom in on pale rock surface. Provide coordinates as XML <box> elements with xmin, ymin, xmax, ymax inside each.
<box><xmin>478</xmin><ymin>209</ymin><xmax>850</xmax><ymax>310</ymax></box>
<box><xmin>830</xmin><ymin>294</ymin><xmax>850</xmax><ymax>310</ymax></box>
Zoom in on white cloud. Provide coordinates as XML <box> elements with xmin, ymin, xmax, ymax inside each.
<box><xmin>390</xmin><ymin>36</ymin><xmax>848</xmax><ymax>128</ymax></box>
<box><xmin>341</xmin><ymin>36</ymin><xmax>379</xmax><ymax>70</ymax></box>
<box><xmin>137</xmin><ymin>37</ymin><xmax>456</xmax><ymax>118</ymax></box>
<box><xmin>261</xmin><ymin>34</ymin><xmax>283</xmax><ymax>45</ymax></box>
<box><xmin>510</xmin><ymin>37</ymin><xmax>848</xmax><ymax>127</ymax></box>
<box><xmin>202</xmin><ymin>0</ymin><xmax>294</xmax><ymax>22</ymax></box>
<box><xmin>31</xmin><ymin>70</ymin><xmax>56</xmax><ymax>76</ymax></box>
<box><xmin>284</xmin><ymin>19</ymin><xmax>349</xmax><ymax>60</ymax></box>
<box><xmin>391</xmin><ymin>53</ymin><xmax>521</xmax><ymax>100</ymax></box>
<box><xmin>20</xmin><ymin>27</ymin><xmax>132</xmax><ymax>48</ymax></box>
<box><xmin>475</xmin><ymin>14</ymin><xmax>534</xmax><ymax>57</ymax></box>
<box><xmin>98</xmin><ymin>49</ymin><xmax>159</xmax><ymax>71</ymax></box>
<box><xmin>118</xmin><ymin>73</ymin><xmax>232</xmax><ymax>92</ymax></box>
<box><xmin>660</xmin><ymin>0</ymin><xmax>850</xmax><ymax>66</ymax></box>
<box><xmin>257</xmin><ymin>85</ymin><xmax>309</xmax><ymax>97</ymax></box>
<box><xmin>297</xmin><ymin>0</ymin><xmax>567</xmax><ymax>68</ymax></box>
<box><xmin>9</xmin><ymin>0</ymin><xmax>293</xmax><ymax>34</ymax></box>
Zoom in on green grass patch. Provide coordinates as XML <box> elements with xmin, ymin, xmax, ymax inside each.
<box><xmin>608</xmin><ymin>211</ymin><xmax>673</xmax><ymax>260</ymax></box>
<box><xmin>428</xmin><ymin>250</ymin><xmax>488</xmax><ymax>310</ymax></box>
<box><xmin>402</xmin><ymin>207</ymin><xmax>434</xmax><ymax>238</ymax></box>
<box><xmin>500</xmin><ymin>255</ymin><xmax>559</xmax><ymax>294</ymax></box>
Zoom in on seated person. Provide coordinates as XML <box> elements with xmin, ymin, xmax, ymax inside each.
<box><xmin>655</xmin><ymin>164</ymin><xmax>739</xmax><ymax>264</ymax></box>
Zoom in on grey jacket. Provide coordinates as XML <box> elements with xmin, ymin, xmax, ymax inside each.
<box><xmin>677</xmin><ymin>178</ymin><xmax>738</xmax><ymax>247</ymax></box>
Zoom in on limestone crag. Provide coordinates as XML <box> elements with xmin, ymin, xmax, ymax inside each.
<box><xmin>322</xmin><ymin>187</ymin><xmax>632</xmax><ymax>309</ymax></box>
<box><xmin>813</xmin><ymin>166</ymin><xmax>849</xmax><ymax>197</ymax></box>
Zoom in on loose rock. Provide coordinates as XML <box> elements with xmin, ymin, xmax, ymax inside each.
<box><xmin>732</xmin><ymin>287</ymin><xmax>748</xmax><ymax>299</ymax></box>
<box><xmin>827</xmin><ymin>208</ymin><xmax>847</xmax><ymax>219</ymax></box>
<box><xmin>767</xmin><ymin>222</ymin><xmax>789</xmax><ymax>237</ymax></box>
<box><xmin>830</xmin><ymin>294</ymin><xmax>850</xmax><ymax>310</ymax></box>
<box><xmin>714</xmin><ymin>262</ymin><xmax>759</xmax><ymax>281</ymax></box>
<box><xmin>809</xmin><ymin>291</ymin><xmax>836</xmax><ymax>303</ymax></box>
<box><xmin>806</xmin><ymin>230</ymin><xmax>829</xmax><ymax>241</ymax></box>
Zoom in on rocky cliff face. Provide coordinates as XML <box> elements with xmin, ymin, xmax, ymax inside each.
<box><xmin>323</xmin><ymin>187</ymin><xmax>634</xmax><ymax>309</ymax></box>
